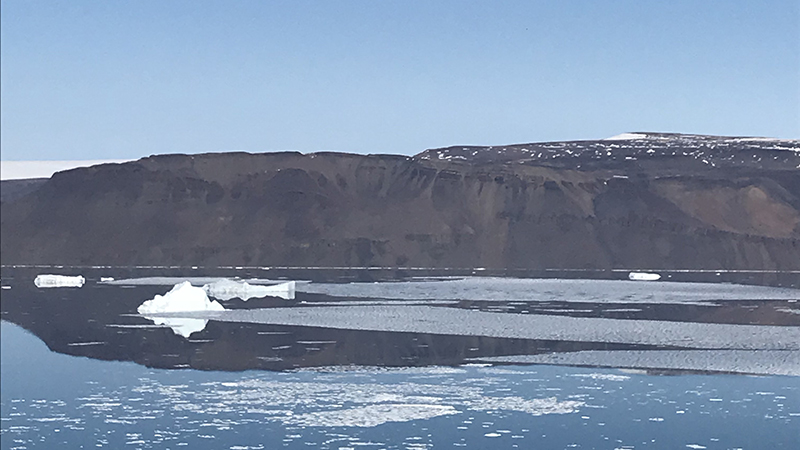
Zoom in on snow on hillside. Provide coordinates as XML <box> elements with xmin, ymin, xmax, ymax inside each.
<box><xmin>416</xmin><ymin>133</ymin><xmax>800</xmax><ymax>170</ymax></box>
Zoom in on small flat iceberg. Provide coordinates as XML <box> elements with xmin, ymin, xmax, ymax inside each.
<box><xmin>628</xmin><ymin>272</ymin><xmax>661</xmax><ymax>281</ymax></box>
<box><xmin>137</xmin><ymin>281</ymin><xmax>224</xmax><ymax>314</ymax></box>
<box><xmin>34</xmin><ymin>274</ymin><xmax>85</xmax><ymax>288</ymax></box>
<box><xmin>203</xmin><ymin>279</ymin><xmax>296</xmax><ymax>301</ymax></box>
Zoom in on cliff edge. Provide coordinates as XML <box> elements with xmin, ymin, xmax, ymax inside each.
<box><xmin>2</xmin><ymin>133</ymin><xmax>799</xmax><ymax>269</ymax></box>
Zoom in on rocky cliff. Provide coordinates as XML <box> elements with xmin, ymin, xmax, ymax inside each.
<box><xmin>2</xmin><ymin>133</ymin><xmax>799</xmax><ymax>269</ymax></box>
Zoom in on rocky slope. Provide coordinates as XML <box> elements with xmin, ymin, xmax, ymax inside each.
<box><xmin>2</xmin><ymin>133</ymin><xmax>799</xmax><ymax>269</ymax></box>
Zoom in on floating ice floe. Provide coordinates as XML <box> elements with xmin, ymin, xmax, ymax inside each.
<box><xmin>203</xmin><ymin>279</ymin><xmax>296</xmax><ymax>301</ymax></box>
<box><xmin>33</xmin><ymin>274</ymin><xmax>85</xmax><ymax>288</ymax></box>
<box><xmin>1</xmin><ymin>286</ymin><xmax>10</xmax><ymax>290</ymax></box>
<box><xmin>215</xmin><ymin>305</ymin><xmax>800</xmax><ymax>351</ymax></box>
<box><xmin>299</xmin><ymin>277</ymin><xmax>799</xmax><ymax>305</ymax></box>
<box><xmin>137</xmin><ymin>282</ymin><xmax>224</xmax><ymax>338</ymax></box>
<box><xmin>628</xmin><ymin>272</ymin><xmax>661</xmax><ymax>281</ymax></box>
<box><xmin>100</xmin><ymin>277</ymin><xmax>115</xmax><ymax>282</ymax></box>
<box><xmin>102</xmin><ymin>276</ymin><xmax>235</xmax><ymax>286</ymax></box>
<box><xmin>471</xmin><ymin>350</ymin><xmax>800</xmax><ymax>376</ymax></box>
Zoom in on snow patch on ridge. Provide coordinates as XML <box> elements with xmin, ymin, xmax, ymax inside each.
<box><xmin>603</xmin><ymin>133</ymin><xmax>649</xmax><ymax>140</ymax></box>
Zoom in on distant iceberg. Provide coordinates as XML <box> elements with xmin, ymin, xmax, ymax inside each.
<box><xmin>34</xmin><ymin>274</ymin><xmax>85</xmax><ymax>288</ymax></box>
<box><xmin>628</xmin><ymin>272</ymin><xmax>661</xmax><ymax>281</ymax></box>
<box><xmin>203</xmin><ymin>279</ymin><xmax>296</xmax><ymax>301</ymax></box>
<box><xmin>137</xmin><ymin>281</ymin><xmax>224</xmax><ymax>314</ymax></box>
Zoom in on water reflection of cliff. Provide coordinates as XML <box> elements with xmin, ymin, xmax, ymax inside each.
<box><xmin>2</xmin><ymin>266</ymin><xmax>798</xmax><ymax>374</ymax></box>
<box><xmin>0</xmin><ymin>279</ymin><xmax>643</xmax><ymax>372</ymax></box>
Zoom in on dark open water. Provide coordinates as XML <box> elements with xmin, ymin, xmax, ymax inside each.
<box><xmin>1</xmin><ymin>266</ymin><xmax>798</xmax><ymax>449</ymax></box>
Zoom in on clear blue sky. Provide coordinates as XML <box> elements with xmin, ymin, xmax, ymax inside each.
<box><xmin>1</xmin><ymin>0</ymin><xmax>798</xmax><ymax>160</ymax></box>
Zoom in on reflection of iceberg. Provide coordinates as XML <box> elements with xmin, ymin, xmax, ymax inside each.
<box><xmin>142</xmin><ymin>317</ymin><xmax>210</xmax><ymax>339</ymax></box>
<box><xmin>34</xmin><ymin>274</ymin><xmax>85</xmax><ymax>288</ymax></box>
<box><xmin>137</xmin><ymin>282</ymin><xmax>224</xmax><ymax>338</ymax></box>
<box><xmin>628</xmin><ymin>272</ymin><xmax>661</xmax><ymax>281</ymax></box>
<box><xmin>203</xmin><ymin>279</ymin><xmax>296</xmax><ymax>301</ymax></box>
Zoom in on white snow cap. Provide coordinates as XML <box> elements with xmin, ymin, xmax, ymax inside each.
<box><xmin>34</xmin><ymin>274</ymin><xmax>85</xmax><ymax>288</ymax></box>
<box><xmin>603</xmin><ymin>133</ymin><xmax>649</xmax><ymax>141</ymax></box>
<box><xmin>137</xmin><ymin>281</ymin><xmax>225</xmax><ymax>314</ymax></box>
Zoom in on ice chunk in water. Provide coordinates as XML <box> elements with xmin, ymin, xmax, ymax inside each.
<box><xmin>34</xmin><ymin>274</ymin><xmax>85</xmax><ymax>288</ymax></box>
<box><xmin>203</xmin><ymin>279</ymin><xmax>296</xmax><ymax>301</ymax></box>
<box><xmin>628</xmin><ymin>272</ymin><xmax>661</xmax><ymax>281</ymax></box>
<box><xmin>137</xmin><ymin>281</ymin><xmax>224</xmax><ymax>314</ymax></box>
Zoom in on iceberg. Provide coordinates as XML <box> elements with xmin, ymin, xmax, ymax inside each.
<box><xmin>137</xmin><ymin>281</ymin><xmax>225</xmax><ymax>314</ymax></box>
<box><xmin>34</xmin><ymin>274</ymin><xmax>85</xmax><ymax>288</ymax></box>
<box><xmin>203</xmin><ymin>279</ymin><xmax>296</xmax><ymax>301</ymax></box>
<box><xmin>628</xmin><ymin>272</ymin><xmax>661</xmax><ymax>281</ymax></box>
<box><xmin>137</xmin><ymin>282</ymin><xmax>224</xmax><ymax>338</ymax></box>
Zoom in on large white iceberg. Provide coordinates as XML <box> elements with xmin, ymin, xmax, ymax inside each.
<box><xmin>203</xmin><ymin>279</ymin><xmax>296</xmax><ymax>301</ymax></box>
<box><xmin>34</xmin><ymin>274</ymin><xmax>85</xmax><ymax>288</ymax></box>
<box><xmin>137</xmin><ymin>281</ymin><xmax>225</xmax><ymax>314</ymax></box>
<box><xmin>137</xmin><ymin>282</ymin><xmax>225</xmax><ymax>338</ymax></box>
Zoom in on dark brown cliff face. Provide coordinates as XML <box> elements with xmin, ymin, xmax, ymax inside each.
<box><xmin>2</xmin><ymin>134</ymin><xmax>799</xmax><ymax>269</ymax></box>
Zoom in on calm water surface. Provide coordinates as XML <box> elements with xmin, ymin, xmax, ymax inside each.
<box><xmin>1</xmin><ymin>267</ymin><xmax>798</xmax><ymax>449</ymax></box>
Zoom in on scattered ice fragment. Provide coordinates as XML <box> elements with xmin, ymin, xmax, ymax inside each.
<box><xmin>34</xmin><ymin>274</ymin><xmax>85</xmax><ymax>288</ymax></box>
<box><xmin>628</xmin><ymin>272</ymin><xmax>661</xmax><ymax>281</ymax></box>
<box><xmin>203</xmin><ymin>279</ymin><xmax>296</xmax><ymax>301</ymax></box>
<box><xmin>100</xmin><ymin>277</ymin><xmax>115</xmax><ymax>282</ymax></box>
<box><xmin>137</xmin><ymin>282</ymin><xmax>224</xmax><ymax>314</ymax></box>
<box><xmin>279</xmin><ymin>404</ymin><xmax>458</xmax><ymax>428</ymax></box>
<box><xmin>1</xmin><ymin>285</ymin><xmax>10</xmax><ymax>290</ymax></box>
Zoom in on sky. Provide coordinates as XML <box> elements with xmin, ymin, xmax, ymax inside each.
<box><xmin>1</xmin><ymin>0</ymin><xmax>798</xmax><ymax>161</ymax></box>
